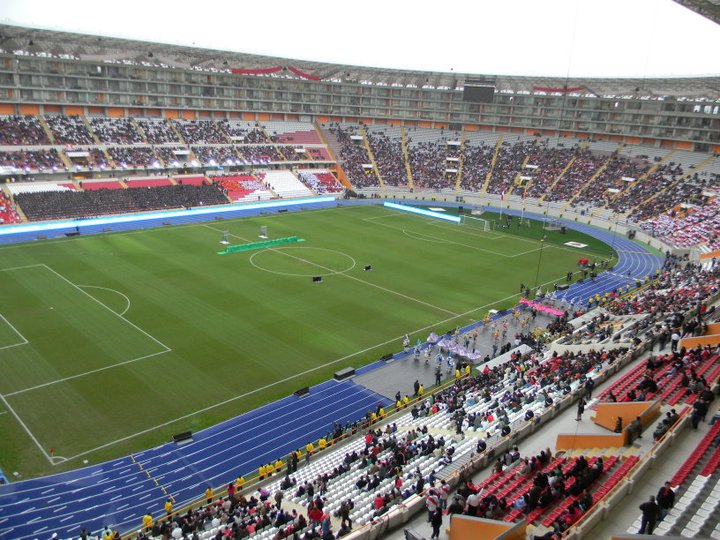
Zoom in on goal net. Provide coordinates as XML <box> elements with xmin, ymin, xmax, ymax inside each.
<box><xmin>459</xmin><ymin>214</ymin><xmax>491</xmax><ymax>232</ymax></box>
<box><xmin>542</xmin><ymin>218</ymin><xmax>562</xmax><ymax>231</ymax></box>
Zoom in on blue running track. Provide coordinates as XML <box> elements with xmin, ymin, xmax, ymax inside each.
<box><xmin>0</xmin><ymin>380</ymin><xmax>390</xmax><ymax>539</ymax></box>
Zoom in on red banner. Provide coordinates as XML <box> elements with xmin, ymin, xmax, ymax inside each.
<box><xmin>231</xmin><ymin>66</ymin><xmax>283</xmax><ymax>75</ymax></box>
<box><xmin>287</xmin><ymin>66</ymin><xmax>320</xmax><ymax>81</ymax></box>
<box><xmin>532</xmin><ymin>85</ymin><xmax>584</xmax><ymax>93</ymax></box>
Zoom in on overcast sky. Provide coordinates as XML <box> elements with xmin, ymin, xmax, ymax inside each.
<box><xmin>1</xmin><ymin>0</ymin><xmax>719</xmax><ymax>78</ymax></box>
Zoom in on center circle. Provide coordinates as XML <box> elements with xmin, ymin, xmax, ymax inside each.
<box><xmin>249</xmin><ymin>247</ymin><xmax>357</xmax><ymax>277</ymax></box>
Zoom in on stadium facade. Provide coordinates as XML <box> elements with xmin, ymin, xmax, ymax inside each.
<box><xmin>0</xmin><ymin>24</ymin><xmax>718</xmax><ymax>154</ymax></box>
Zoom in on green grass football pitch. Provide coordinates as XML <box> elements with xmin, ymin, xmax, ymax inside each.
<box><xmin>0</xmin><ymin>204</ymin><xmax>615</xmax><ymax>478</ymax></box>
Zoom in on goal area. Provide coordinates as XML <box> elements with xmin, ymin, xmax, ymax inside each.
<box><xmin>459</xmin><ymin>214</ymin><xmax>491</xmax><ymax>232</ymax></box>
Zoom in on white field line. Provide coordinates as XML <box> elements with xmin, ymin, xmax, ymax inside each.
<box><xmin>5</xmin><ymin>349</ymin><xmax>171</xmax><ymax>397</ymax></box>
<box><xmin>0</xmin><ymin>392</ymin><xmax>53</xmax><ymax>464</ymax></box>
<box><xmin>41</xmin><ymin>265</ymin><xmax>171</xmax><ymax>352</ymax></box>
<box><xmin>0</xmin><ymin>264</ymin><xmax>46</xmax><ymax>272</ymax></box>
<box><xmin>1</xmin><ymin>266</ymin><xmax>171</xmax><ymax>395</ymax></box>
<box><xmin>0</xmin><ymin>313</ymin><xmax>29</xmax><ymax>351</ymax></box>
<box><xmin>78</xmin><ymin>285</ymin><xmax>132</xmax><ymax>316</ymax></box>
<box><xmin>206</xmin><ymin>224</ymin><xmax>459</xmax><ymax>317</ymax></box>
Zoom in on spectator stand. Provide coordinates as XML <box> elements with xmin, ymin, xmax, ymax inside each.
<box><xmin>107</xmin><ymin>146</ymin><xmax>161</xmax><ymax>170</ymax></box>
<box><xmin>262</xmin><ymin>170</ymin><xmax>314</xmax><ymax>199</ymax></box>
<box><xmin>45</xmin><ymin>115</ymin><xmax>95</xmax><ymax>145</ymax></box>
<box><xmin>296</xmin><ymin>170</ymin><xmax>344</xmax><ymax>194</ymax></box>
<box><xmin>13</xmin><ymin>182</ymin><xmax>229</xmax><ymax>221</ymax></box>
<box><xmin>210</xmin><ymin>173</ymin><xmax>274</xmax><ymax>202</ymax></box>
<box><xmin>0</xmin><ymin>190</ymin><xmax>22</xmax><ymax>224</ymax></box>
<box><xmin>321</xmin><ymin>123</ymin><xmax>380</xmax><ymax>189</ymax></box>
<box><xmin>135</xmin><ymin>119</ymin><xmax>182</xmax><ymax>145</ymax></box>
<box><xmin>365</xmin><ymin>125</ymin><xmax>407</xmax><ymax>187</ymax></box>
<box><xmin>173</xmin><ymin>119</ymin><xmax>228</xmax><ymax>145</ymax></box>
<box><xmin>0</xmin><ymin>115</ymin><xmax>51</xmax><ymax>145</ymax></box>
<box><xmin>0</xmin><ymin>148</ymin><xmax>65</xmax><ymax>173</ymax></box>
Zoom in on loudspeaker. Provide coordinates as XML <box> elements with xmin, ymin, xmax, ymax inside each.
<box><xmin>364</xmin><ymin>265</ymin><xmax>372</xmax><ymax>271</ymax></box>
<box><xmin>381</xmin><ymin>353</ymin><xmax>393</xmax><ymax>362</ymax></box>
<box><xmin>560</xmin><ymin>226</ymin><xmax>566</xmax><ymax>234</ymax></box>
<box><xmin>294</xmin><ymin>386</ymin><xmax>310</xmax><ymax>397</ymax></box>
<box><xmin>173</xmin><ymin>431</ymin><xmax>193</xmax><ymax>445</ymax></box>
<box><xmin>557</xmin><ymin>284</ymin><xmax>570</xmax><ymax>291</ymax></box>
<box><xmin>458</xmin><ymin>206</ymin><xmax>464</xmax><ymax>214</ymax></box>
<box><xmin>312</xmin><ymin>276</ymin><xmax>323</xmax><ymax>283</ymax></box>
<box><xmin>278</xmin><ymin>209</ymin><xmax>288</xmax><ymax>213</ymax></box>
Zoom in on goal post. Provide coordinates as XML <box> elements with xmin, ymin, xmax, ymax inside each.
<box><xmin>459</xmin><ymin>214</ymin><xmax>491</xmax><ymax>232</ymax></box>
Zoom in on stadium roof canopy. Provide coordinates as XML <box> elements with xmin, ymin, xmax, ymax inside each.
<box><xmin>1</xmin><ymin>24</ymin><xmax>719</xmax><ymax>101</ymax></box>
<box><xmin>674</xmin><ymin>0</ymin><xmax>720</xmax><ymax>26</ymax></box>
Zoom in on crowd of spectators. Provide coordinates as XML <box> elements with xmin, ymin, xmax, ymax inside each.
<box><xmin>607</xmin><ymin>164</ymin><xmax>679</xmax><ymax>215</ymax></box>
<box><xmin>192</xmin><ymin>146</ymin><xmax>240</xmax><ymax>166</ymax></box>
<box><xmin>237</xmin><ymin>145</ymin><xmax>286</xmax><ymax>164</ymax></box>
<box><xmin>15</xmin><ymin>184</ymin><xmax>228</xmax><ymax>221</ymax></box>
<box><xmin>88</xmin><ymin>148</ymin><xmax>111</xmax><ymax>170</ymax></box>
<box><xmin>639</xmin><ymin>199</ymin><xmax>720</xmax><ymax>249</ymax></box>
<box><xmin>484</xmin><ymin>140</ymin><xmax>535</xmax><ymax>196</ymax></box>
<box><xmin>135</xmin><ymin>119</ymin><xmax>182</xmax><ymax>144</ymax></box>
<box><xmin>155</xmin><ymin>147</ymin><xmax>190</xmax><ymax>167</ymax></box>
<box><xmin>297</xmin><ymin>171</ymin><xmax>343</xmax><ymax>194</ymax></box>
<box><xmin>0</xmin><ymin>192</ymin><xmax>21</xmax><ymax>224</ymax></box>
<box><xmin>0</xmin><ymin>149</ymin><xmax>63</xmax><ymax>171</ymax></box>
<box><xmin>326</xmin><ymin>124</ymin><xmax>377</xmax><ymax>188</ymax></box>
<box><xmin>606</xmin><ymin>255</ymin><xmax>719</xmax><ymax>316</ymax></box>
<box><xmin>45</xmin><ymin>115</ymin><xmax>95</xmax><ymax>145</ymax></box>
<box><xmin>175</xmin><ymin>120</ymin><xmax>229</xmax><ymax>145</ymax></box>
<box><xmin>0</xmin><ymin>115</ymin><xmax>51</xmax><ymax>145</ymax></box>
<box><xmin>307</xmin><ymin>148</ymin><xmax>330</xmax><ymax>162</ymax></box>
<box><xmin>108</xmin><ymin>147</ymin><xmax>160</xmax><ymax>169</ymax></box>
<box><xmin>573</xmin><ymin>155</ymin><xmax>651</xmax><ymax>208</ymax></box>
<box><xmin>89</xmin><ymin>117</ymin><xmax>144</xmax><ymax>144</ymax></box>
<box><xmin>407</xmin><ymin>141</ymin><xmax>453</xmax><ymax>189</ymax></box>
<box><xmin>630</xmin><ymin>170</ymin><xmax>711</xmax><ymax>222</ymax></box>
<box><xmin>219</xmin><ymin>121</ymin><xmax>274</xmax><ymax>144</ymax></box>
<box><xmin>212</xmin><ymin>174</ymin><xmax>265</xmax><ymax>200</ymax></box>
<box><xmin>459</xmin><ymin>143</ymin><xmax>493</xmax><ymax>190</ymax></box>
<box><xmin>523</xmin><ymin>147</ymin><xmax>576</xmax><ymax>200</ymax></box>
<box><xmin>366</xmin><ymin>130</ymin><xmax>407</xmax><ymax>186</ymax></box>
<box><xmin>543</xmin><ymin>152</ymin><xmax>607</xmax><ymax>203</ymax></box>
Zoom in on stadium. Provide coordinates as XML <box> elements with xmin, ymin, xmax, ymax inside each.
<box><xmin>0</xmin><ymin>2</ymin><xmax>719</xmax><ymax>539</ymax></box>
